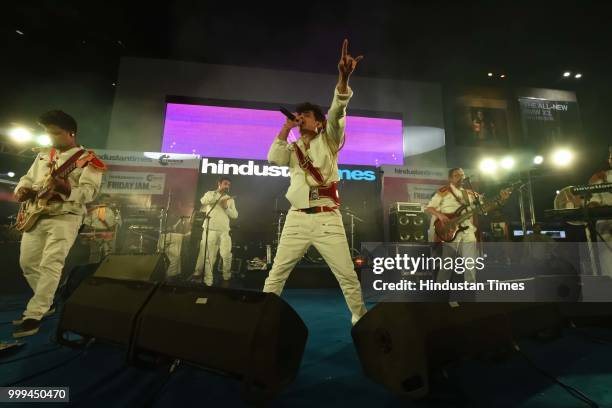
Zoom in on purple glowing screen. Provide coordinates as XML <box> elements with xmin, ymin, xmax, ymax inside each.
<box><xmin>162</xmin><ymin>103</ymin><xmax>404</xmax><ymax>166</ymax></box>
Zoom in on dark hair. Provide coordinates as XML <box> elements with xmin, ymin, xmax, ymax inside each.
<box><xmin>448</xmin><ymin>167</ymin><xmax>462</xmax><ymax>178</ymax></box>
<box><xmin>218</xmin><ymin>176</ymin><xmax>231</xmax><ymax>184</ymax></box>
<box><xmin>38</xmin><ymin>110</ymin><xmax>77</xmax><ymax>134</ymax></box>
<box><xmin>295</xmin><ymin>102</ymin><xmax>325</xmax><ymax>123</ymax></box>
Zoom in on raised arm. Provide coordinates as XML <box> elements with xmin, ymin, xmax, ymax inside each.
<box><xmin>326</xmin><ymin>39</ymin><xmax>363</xmax><ymax>151</ymax></box>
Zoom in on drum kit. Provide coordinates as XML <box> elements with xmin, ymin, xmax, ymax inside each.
<box><xmin>78</xmin><ymin>199</ymin><xmax>191</xmax><ymax>275</ymax></box>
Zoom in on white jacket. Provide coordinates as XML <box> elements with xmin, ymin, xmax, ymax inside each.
<box><xmin>200</xmin><ymin>190</ymin><xmax>238</xmax><ymax>232</ymax></box>
<box><xmin>267</xmin><ymin>86</ymin><xmax>353</xmax><ymax>209</ymax></box>
<box><xmin>15</xmin><ymin>146</ymin><xmax>103</xmax><ymax>216</ymax></box>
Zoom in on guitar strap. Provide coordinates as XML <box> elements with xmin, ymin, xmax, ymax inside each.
<box><xmin>48</xmin><ymin>148</ymin><xmax>58</xmax><ymax>175</ymax></box>
<box><xmin>292</xmin><ymin>142</ymin><xmax>325</xmax><ymax>186</ymax></box>
<box><xmin>448</xmin><ymin>185</ymin><xmax>475</xmax><ymax>227</ymax></box>
<box><xmin>448</xmin><ymin>185</ymin><xmax>469</xmax><ymax>207</ymax></box>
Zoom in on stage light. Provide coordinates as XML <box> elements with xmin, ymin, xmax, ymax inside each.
<box><xmin>8</xmin><ymin>127</ymin><xmax>32</xmax><ymax>143</ymax></box>
<box><xmin>487</xmin><ymin>72</ymin><xmax>493</xmax><ymax>77</ymax></box>
<box><xmin>500</xmin><ymin>74</ymin><xmax>506</xmax><ymax>78</ymax></box>
<box><xmin>37</xmin><ymin>134</ymin><xmax>51</xmax><ymax>146</ymax></box>
<box><xmin>500</xmin><ymin>156</ymin><xmax>515</xmax><ymax>170</ymax></box>
<box><xmin>552</xmin><ymin>149</ymin><xmax>574</xmax><ymax>167</ymax></box>
<box><xmin>575</xmin><ymin>73</ymin><xmax>582</xmax><ymax>79</ymax></box>
<box><xmin>479</xmin><ymin>158</ymin><xmax>498</xmax><ymax>174</ymax></box>
<box><xmin>7</xmin><ymin>172</ymin><xmax>15</xmax><ymax>178</ymax></box>
<box><xmin>533</xmin><ymin>155</ymin><xmax>544</xmax><ymax>165</ymax></box>
<box><xmin>563</xmin><ymin>71</ymin><xmax>571</xmax><ymax>77</ymax></box>
<box><xmin>556</xmin><ymin>190</ymin><xmax>560</xmax><ymax>195</ymax></box>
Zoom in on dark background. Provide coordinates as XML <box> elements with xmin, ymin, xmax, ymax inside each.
<box><xmin>1</xmin><ymin>1</ymin><xmax>611</xmax><ymax>214</ymax></box>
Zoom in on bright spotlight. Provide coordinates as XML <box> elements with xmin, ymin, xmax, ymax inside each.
<box><xmin>500</xmin><ymin>156</ymin><xmax>515</xmax><ymax>170</ymax></box>
<box><xmin>479</xmin><ymin>158</ymin><xmax>498</xmax><ymax>174</ymax></box>
<box><xmin>7</xmin><ymin>172</ymin><xmax>15</xmax><ymax>178</ymax></box>
<box><xmin>575</xmin><ymin>73</ymin><xmax>582</xmax><ymax>79</ymax></box>
<box><xmin>37</xmin><ymin>134</ymin><xmax>52</xmax><ymax>146</ymax></box>
<box><xmin>552</xmin><ymin>149</ymin><xmax>574</xmax><ymax>167</ymax></box>
<box><xmin>8</xmin><ymin>127</ymin><xmax>32</xmax><ymax>143</ymax></box>
<box><xmin>533</xmin><ymin>155</ymin><xmax>544</xmax><ymax>165</ymax></box>
<box><xmin>563</xmin><ymin>72</ymin><xmax>571</xmax><ymax>77</ymax></box>
<box><xmin>487</xmin><ymin>72</ymin><xmax>493</xmax><ymax>77</ymax></box>
<box><xmin>500</xmin><ymin>74</ymin><xmax>506</xmax><ymax>78</ymax></box>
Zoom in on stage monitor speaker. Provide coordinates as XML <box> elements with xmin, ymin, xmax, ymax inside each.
<box><xmin>389</xmin><ymin>211</ymin><xmax>428</xmax><ymax>243</ymax></box>
<box><xmin>94</xmin><ymin>253</ymin><xmax>167</xmax><ymax>282</ymax></box>
<box><xmin>58</xmin><ymin>254</ymin><xmax>166</xmax><ymax>347</ymax></box>
<box><xmin>351</xmin><ymin>302</ymin><xmax>563</xmax><ymax>398</ymax></box>
<box><xmin>57</xmin><ymin>277</ymin><xmax>158</xmax><ymax>348</ymax></box>
<box><xmin>131</xmin><ymin>283</ymin><xmax>308</xmax><ymax>397</ymax></box>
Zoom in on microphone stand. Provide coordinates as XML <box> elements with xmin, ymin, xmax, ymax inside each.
<box><xmin>200</xmin><ymin>190</ymin><xmax>227</xmax><ymax>285</ymax></box>
<box><xmin>159</xmin><ymin>189</ymin><xmax>172</xmax><ymax>258</ymax></box>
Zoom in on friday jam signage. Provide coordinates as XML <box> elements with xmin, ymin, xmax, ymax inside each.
<box><xmin>102</xmin><ymin>171</ymin><xmax>166</xmax><ymax>195</ymax></box>
<box><xmin>518</xmin><ymin>98</ymin><xmax>582</xmax><ymax>149</ymax></box>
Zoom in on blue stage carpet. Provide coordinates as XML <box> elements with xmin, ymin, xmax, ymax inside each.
<box><xmin>2</xmin><ymin>290</ymin><xmax>612</xmax><ymax>407</ymax></box>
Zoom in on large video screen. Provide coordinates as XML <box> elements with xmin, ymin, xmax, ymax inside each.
<box><xmin>161</xmin><ymin>102</ymin><xmax>404</xmax><ymax>166</ymax></box>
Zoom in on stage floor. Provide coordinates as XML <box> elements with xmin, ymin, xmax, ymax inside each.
<box><xmin>2</xmin><ymin>289</ymin><xmax>612</xmax><ymax>407</ymax></box>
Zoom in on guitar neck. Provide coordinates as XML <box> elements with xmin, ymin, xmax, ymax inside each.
<box><xmin>53</xmin><ymin>162</ymin><xmax>78</xmax><ymax>179</ymax></box>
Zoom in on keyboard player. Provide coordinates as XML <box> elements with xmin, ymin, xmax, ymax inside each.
<box><xmin>587</xmin><ymin>146</ymin><xmax>612</xmax><ymax>276</ymax></box>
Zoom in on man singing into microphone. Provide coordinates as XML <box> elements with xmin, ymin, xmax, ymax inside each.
<box><xmin>193</xmin><ymin>176</ymin><xmax>238</xmax><ymax>287</ymax></box>
<box><xmin>264</xmin><ymin>39</ymin><xmax>367</xmax><ymax>325</ymax></box>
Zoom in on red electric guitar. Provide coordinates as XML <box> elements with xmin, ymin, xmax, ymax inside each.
<box><xmin>434</xmin><ymin>182</ymin><xmax>519</xmax><ymax>242</ymax></box>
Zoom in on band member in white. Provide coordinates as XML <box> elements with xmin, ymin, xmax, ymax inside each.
<box><xmin>193</xmin><ymin>176</ymin><xmax>238</xmax><ymax>287</ymax></box>
<box><xmin>13</xmin><ymin>111</ymin><xmax>105</xmax><ymax>338</ymax></box>
<box><xmin>425</xmin><ymin>168</ymin><xmax>480</xmax><ymax>283</ymax></box>
<box><xmin>587</xmin><ymin>146</ymin><xmax>612</xmax><ymax>276</ymax></box>
<box><xmin>264</xmin><ymin>39</ymin><xmax>367</xmax><ymax>325</ymax></box>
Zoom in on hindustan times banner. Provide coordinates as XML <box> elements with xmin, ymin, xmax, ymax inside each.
<box><xmin>359</xmin><ymin>242</ymin><xmax>612</xmax><ymax>303</ymax></box>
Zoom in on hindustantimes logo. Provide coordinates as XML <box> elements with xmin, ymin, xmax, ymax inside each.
<box><xmin>201</xmin><ymin>158</ymin><xmax>377</xmax><ymax>181</ymax></box>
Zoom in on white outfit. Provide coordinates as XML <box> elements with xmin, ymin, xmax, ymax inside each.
<box><xmin>589</xmin><ymin>169</ymin><xmax>612</xmax><ymax>276</ymax></box>
<box><xmin>194</xmin><ymin>190</ymin><xmax>238</xmax><ymax>285</ymax></box>
<box><xmin>264</xmin><ymin>86</ymin><xmax>367</xmax><ymax>325</ymax></box>
<box><xmin>15</xmin><ymin>147</ymin><xmax>103</xmax><ymax>320</ymax></box>
<box><xmin>426</xmin><ymin>184</ymin><xmax>479</xmax><ymax>283</ymax></box>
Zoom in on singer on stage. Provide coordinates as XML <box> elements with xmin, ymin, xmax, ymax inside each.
<box><xmin>264</xmin><ymin>39</ymin><xmax>367</xmax><ymax>325</ymax></box>
<box><xmin>193</xmin><ymin>176</ymin><xmax>238</xmax><ymax>287</ymax></box>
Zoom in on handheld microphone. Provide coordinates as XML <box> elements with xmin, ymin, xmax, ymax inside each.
<box><xmin>280</xmin><ymin>107</ymin><xmax>296</xmax><ymax>121</ymax></box>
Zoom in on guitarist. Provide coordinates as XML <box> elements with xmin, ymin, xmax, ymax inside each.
<box><xmin>12</xmin><ymin>110</ymin><xmax>105</xmax><ymax>338</ymax></box>
<box><xmin>425</xmin><ymin>167</ymin><xmax>481</xmax><ymax>283</ymax></box>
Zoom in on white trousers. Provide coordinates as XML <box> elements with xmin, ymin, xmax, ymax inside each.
<box><xmin>19</xmin><ymin>214</ymin><xmax>82</xmax><ymax>320</ymax></box>
<box><xmin>263</xmin><ymin>210</ymin><xmax>367</xmax><ymax>325</ymax></box>
<box><xmin>437</xmin><ymin>232</ymin><xmax>478</xmax><ymax>283</ymax></box>
<box><xmin>194</xmin><ymin>230</ymin><xmax>232</xmax><ymax>286</ymax></box>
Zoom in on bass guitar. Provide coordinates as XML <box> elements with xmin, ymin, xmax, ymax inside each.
<box><xmin>434</xmin><ymin>182</ymin><xmax>519</xmax><ymax>242</ymax></box>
